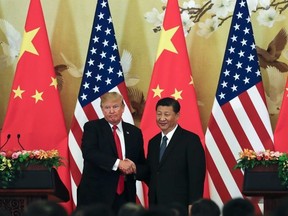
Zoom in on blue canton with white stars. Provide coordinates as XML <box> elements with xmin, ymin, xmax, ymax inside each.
<box><xmin>78</xmin><ymin>0</ymin><xmax>124</xmax><ymax>107</ymax></box>
<box><xmin>216</xmin><ymin>0</ymin><xmax>262</xmax><ymax>106</ymax></box>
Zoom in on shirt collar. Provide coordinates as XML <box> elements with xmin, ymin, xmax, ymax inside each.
<box><xmin>109</xmin><ymin>122</ymin><xmax>123</xmax><ymax>132</ymax></box>
<box><xmin>161</xmin><ymin>124</ymin><xmax>178</xmax><ymax>141</ymax></box>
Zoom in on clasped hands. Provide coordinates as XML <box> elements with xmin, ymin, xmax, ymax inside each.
<box><xmin>118</xmin><ymin>158</ymin><xmax>136</xmax><ymax>175</ymax></box>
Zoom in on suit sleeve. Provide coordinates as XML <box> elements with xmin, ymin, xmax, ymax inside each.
<box><xmin>127</xmin><ymin>126</ymin><xmax>149</xmax><ymax>184</ymax></box>
<box><xmin>81</xmin><ymin>121</ymin><xmax>117</xmax><ymax>171</ymax></box>
<box><xmin>135</xmin><ymin>135</ymin><xmax>150</xmax><ymax>185</ymax></box>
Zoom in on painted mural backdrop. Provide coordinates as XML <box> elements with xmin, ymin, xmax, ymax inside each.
<box><xmin>0</xmin><ymin>0</ymin><xmax>287</xmax><ymax>211</ymax></box>
<box><xmin>1</xmin><ymin>0</ymin><xmax>287</xmax><ymax>130</ymax></box>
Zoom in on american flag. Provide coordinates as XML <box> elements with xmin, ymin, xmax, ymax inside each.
<box><xmin>68</xmin><ymin>0</ymin><xmax>143</xmax><ymax>208</ymax></box>
<box><xmin>205</xmin><ymin>0</ymin><xmax>274</xmax><ymax>212</ymax></box>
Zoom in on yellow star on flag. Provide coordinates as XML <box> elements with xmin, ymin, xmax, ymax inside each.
<box><xmin>50</xmin><ymin>77</ymin><xmax>58</xmax><ymax>89</ymax></box>
<box><xmin>13</xmin><ymin>85</ymin><xmax>25</xmax><ymax>99</ymax></box>
<box><xmin>171</xmin><ymin>88</ymin><xmax>183</xmax><ymax>100</ymax></box>
<box><xmin>19</xmin><ymin>27</ymin><xmax>40</xmax><ymax>59</ymax></box>
<box><xmin>31</xmin><ymin>90</ymin><xmax>43</xmax><ymax>103</ymax></box>
<box><xmin>152</xmin><ymin>84</ymin><xmax>164</xmax><ymax>98</ymax></box>
<box><xmin>189</xmin><ymin>75</ymin><xmax>194</xmax><ymax>85</ymax></box>
<box><xmin>284</xmin><ymin>87</ymin><xmax>288</xmax><ymax>97</ymax></box>
<box><xmin>156</xmin><ymin>26</ymin><xmax>179</xmax><ymax>60</ymax></box>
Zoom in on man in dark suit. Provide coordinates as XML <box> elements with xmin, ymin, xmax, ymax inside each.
<box><xmin>146</xmin><ymin>97</ymin><xmax>206</xmax><ymax>215</ymax></box>
<box><xmin>77</xmin><ymin>92</ymin><xmax>146</xmax><ymax>214</ymax></box>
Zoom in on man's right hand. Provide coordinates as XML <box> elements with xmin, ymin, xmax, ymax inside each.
<box><xmin>119</xmin><ymin>159</ymin><xmax>136</xmax><ymax>174</ymax></box>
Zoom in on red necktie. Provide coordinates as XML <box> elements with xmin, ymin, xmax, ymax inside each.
<box><xmin>112</xmin><ymin>125</ymin><xmax>124</xmax><ymax>194</ymax></box>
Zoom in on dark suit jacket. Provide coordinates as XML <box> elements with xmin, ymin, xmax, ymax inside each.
<box><xmin>77</xmin><ymin>118</ymin><xmax>146</xmax><ymax>206</ymax></box>
<box><xmin>146</xmin><ymin>125</ymin><xmax>206</xmax><ymax>207</ymax></box>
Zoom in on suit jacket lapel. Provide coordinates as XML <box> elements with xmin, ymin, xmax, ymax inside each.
<box><xmin>122</xmin><ymin>122</ymin><xmax>132</xmax><ymax>159</ymax></box>
<box><xmin>101</xmin><ymin>119</ymin><xmax>118</xmax><ymax>157</ymax></box>
<box><xmin>153</xmin><ymin>134</ymin><xmax>162</xmax><ymax>167</ymax></box>
<box><xmin>159</xmin><ymin>126</ymin><xmax>182</xmax><ymax>165</ymax></box>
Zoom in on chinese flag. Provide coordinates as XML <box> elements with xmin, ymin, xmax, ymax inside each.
<box><xmin>274</xmin><ymin>78</ymin><xmax>288</xmax><ymax>152</ymax></box>
<box><xmin>0</xmin><ymin>0</ymin><xmax>72</xmax><ymax>213</ymax></box>
<box><xmin>140</xmin><ymin>0</ymin><xmax>209</xmax><ymax>203</ymax></box>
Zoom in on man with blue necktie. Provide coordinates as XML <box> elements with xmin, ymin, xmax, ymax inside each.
<box><xmin>145</xmin><ymin>97</ymin><xmax>206</xmax><ymax>215</ymax></box>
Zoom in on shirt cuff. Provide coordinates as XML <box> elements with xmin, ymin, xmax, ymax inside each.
<box><xmin>112</xmin><ymin>159</ymin><xmax>120</xmax><ymax>171</ymax></box>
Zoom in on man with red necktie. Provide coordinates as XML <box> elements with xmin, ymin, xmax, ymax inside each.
<box><xmin>77</xmin><ymin>92</ymin><xmax>146</xmax><ymax>214</ymax></box>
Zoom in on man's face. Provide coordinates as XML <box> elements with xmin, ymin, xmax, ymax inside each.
<box><xmin>101</xmin><ymin>98</ymin><xmax>125</xmax><ymax>125</ymax></box>
<box><xmin>156</xmin><ymin>105</ymin><xmax>179</xmax><ymax>135</ymax></box>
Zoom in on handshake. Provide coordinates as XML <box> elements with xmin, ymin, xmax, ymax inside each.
<box><xmin>119</xmin><ymin>158</ymin><xmax>136</xmax><ymax>175</ymax></box>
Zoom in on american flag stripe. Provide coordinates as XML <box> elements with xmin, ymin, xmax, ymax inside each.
<box><xmin>208</xmin><ymin>173</ymin><xmax>224</xmax><ymax>205</ymax></box>
<box><xmin>209</xmin><ymin>91</ymin><xmax>272</xmax><ymax>164</ymax></box>
<box><xmin>207</xmin><ymin>95</ymin><xmax>271</xmax><ymax>212</ymax></box>
<box><xmin>70</xmin><ymin>118</ymin><xmax>84</xmax><ymax>145</ymax></box>
<box><xmin>68</xmin><ymin>128</ymin><xmax>83</xmax><ymax>205</ymax></box>
<box><xmin>70</xmin><ymin>177</ymin><xmax>78</xmax><ymax>208</ymax></box>
<box><xmin>223</xmin><ymin>98</ymin><xmax>264</xmax><ymax>151</ymax></box>
<box><xmin>207</xmin><ymin>147</ymin><xmax>264</xmax><ymax>212</ymax></box>
<box><xmin>206</xmin><ymin>3</ymin><xmax>274</xmax><ymax>210</ymax></box>
<box><xmin>83</xmin><ymin>103</ymin><xmax>98</xmax><ymax>120</ymax></box>
<box><xmin>221</xmin><ymin>102</ymin><xmax>253</xmax><ymax>150</ymax></box>
<box><xmin>75</xmin><ymin>101</ymin><xmax>89</xmax><ymax>127</ymax></box>
<box><xmin>69</xmin><ymin>134</ymin><xmax>82</xmax><ymax>170</ymax></box>
<box><xmin>69</xmin><ymin>151</ymin><xmax>82</xmax><ymax>184</ymax></box>
<box><xmin>207</xmin><ymin>129</ymin><xmax>260</xmax><ymax>209</ymax></box>
<box><xmin>206</xmin><ymin>150</ymin><xmax>234</xmax><ymax>203</ymax></box>
<box><xmin>206</xmin><ymin>116</ymin><xmax>243</xmax><ymax>188</ymax></box>
<box><xmin>68</xmin><ymin>0</ymin><xmax>144</xmax><ymax>208</ymax></box>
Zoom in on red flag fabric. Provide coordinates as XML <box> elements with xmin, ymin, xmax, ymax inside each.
<box><xmin>205</xmin><ymin>0</ymin><xmax>274</xmax><ymax>213</ymax></box>
<box><xmin>139</xmin><ymin>0</ymin><xmax>209</xmax><ymax>204</ymax></box>
<box><xmin>0</xmin><ymin>0</ymin><xmax>72</xmax><ymax>213</ymax></box>
<box><xmin>68</xmin><ymin>0</ymin><xmax>145</xmax><ymax>208</ymax></box>
<box><xmin>274</xmin><ymin>78</ymin><xmax>288</xmax><ymax>152</ymax></box>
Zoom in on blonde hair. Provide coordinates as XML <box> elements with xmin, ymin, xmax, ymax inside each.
<box><xmin>100</xmin><ymin>92</ymin><xmax>124</xmax><ymax>106</ymax></box>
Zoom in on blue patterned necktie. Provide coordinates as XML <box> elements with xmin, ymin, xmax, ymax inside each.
<box><xmin>159</xmin><ymin>136</ymin><xmax>168</xmax><ymax>161</ymax></box>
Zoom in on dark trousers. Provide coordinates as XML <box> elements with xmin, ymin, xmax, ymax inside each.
<box><xmin>112</xmin><ymin>192</ymin><xmax>128</xmax><ymax>214</ymax></box>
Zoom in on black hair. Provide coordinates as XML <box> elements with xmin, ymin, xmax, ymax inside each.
<box><xmin>191</xmin><ymin>199</ymin><xmax>220</xmax><ymax>216</ymax></box>
<box><xmin>156</xmin><ymin>97</ymin><xmax>180</xmax><ymax>113</ymax></box>
<box><xmin>222</xmin><ymin>198</ymin><xmax>255</xmax><ymax>216</ymax></box>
